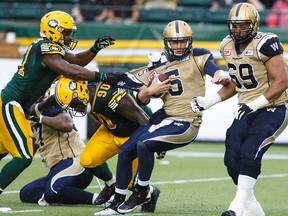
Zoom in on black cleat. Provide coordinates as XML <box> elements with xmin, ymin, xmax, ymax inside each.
<box><xmin>94</xmin><ymin>199</ymin><xmax>124</xmax><ymax>215</ymax></box>
<box><xmin>141</xmin><ymin>186</ymin><xmax>161</xmax><ymax>213</ymax></box>
<box><xmin>221</xmin><ymin>210</ymin><xmax>236</xmax><ymax>216</ymax></box>
<box><xmin>117</xmin><ymin>188</ymin><xmax>151</xmax><ymax>213</ymax></box>
<box><xmin>94</xmin><ymin>183</ymin><xmax>115</xmax><ymax>205</ymax></box>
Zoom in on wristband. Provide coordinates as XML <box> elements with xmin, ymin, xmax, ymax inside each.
<box><xmin>218</xmin><ymin>70</ymin><xmax>231</xmax><ymax>81</ymax></box>
<box><xmin>90</xmin><ymin>46</ymin><xmax>99</xmax><ymax>55</ymax></box>
<box><xmin>39</xmin><ymin>115</ymin><xmax>44</xmax><ymax>124</ymax></box>
<box><xmin>247</xmin><ymin>95</ymin><xmax>269</xmax><ymax>111</ymax></box>
<box><xmin>95</xmin><ymin>72</ymin><xmax>101</xmax><ymax>82</ymax></box>
<box><xmin>35</xmin><ymin>103</ymin><xmax>41</xmax><ymax>117</ymax></box>
<box><xmin>203</xmin><ymin>93</ymin><xmax>222</xmax><ymax>109</ymax></box>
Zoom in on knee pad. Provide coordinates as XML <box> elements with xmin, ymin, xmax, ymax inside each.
<box><xmin>80</xmin><ymin>152</ymin><xmax>94</xmax><ymax>168</ymax></box>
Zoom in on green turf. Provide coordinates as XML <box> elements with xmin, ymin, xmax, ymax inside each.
<box><xmin>1</xmin><ymin>142</ymin><xmax>288</xmax><ymax>215</ymax></box>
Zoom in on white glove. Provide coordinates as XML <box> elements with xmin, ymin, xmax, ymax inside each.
<box><xmin>191</xmin><ymin>93</ymin><xmax>222</xmax><ymax>113</ymax></box>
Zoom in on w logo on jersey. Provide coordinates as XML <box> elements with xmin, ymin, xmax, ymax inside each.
<box><xmin>270</xmin><ymin>42</ymin><xmax>279</xmax><ymax>51</ymax></box>
<box><xmin>267</xmin><ymin>107</ymin><xmax>276</xmax><ymax>112</ymax></box>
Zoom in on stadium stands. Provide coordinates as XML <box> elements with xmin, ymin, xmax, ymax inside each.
<box><xmin>0</xmin><ymin>0</ymin><xmax>271</xmax><ymax>26</ymax></box>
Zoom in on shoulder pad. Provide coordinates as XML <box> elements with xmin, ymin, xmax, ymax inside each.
<box><xmin>147</xmin><ymin>52</ymin><xmax>163</xmax><ymax>63</ymax></box>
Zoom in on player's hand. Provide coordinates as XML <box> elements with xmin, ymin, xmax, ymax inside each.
<box><xmin>235</xmin><ymin>104</ymin><xmax>254</xmax><ymax>120</ymax></box>
<box><xmin>94</xmin><ymin>36</ymin><xmax>115</xmax><ymax>50</ymax></box>
<box><xmin>28</xmin><ymin>115</ymin><xmax>40</xmax><ymax>124</ymax></box>
<box><xmin>148</xmin><ymin>75</ymin><xmax>171</xmax><ymax>97</ymax></box>
<box><xmin>211</xmin><ymin>70</ymin><xmax>231</xmax><ymax>86</ymax></box>
<box><xmin>190</xmin><ymin>97</ymin><xmax>205</xmax><ymax>113</ymax></box>
<box><xmin>102</xmin><ymin>72</ymin><xmax>122</xmax><ymax>85</ymax></box>
<box><xmin>156</xmin><ymin>151</ymin><xmax>166</xmax><ymax>160</ymax></box>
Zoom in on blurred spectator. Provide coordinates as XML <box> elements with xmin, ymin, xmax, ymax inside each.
<box><xmin>209</xmin><ymin>0</ymin><xmax>265</xmax><ymax>11</ymax></box>
<box><xmin>107</xmin><ymin>0</ymin><xmax>140</xmax><ymax>24</ymax></box>
<box><xmin>72</xmin><ymin>0</ymin><xmax>139</xmax><ymax>24</ymax></box>
<box><xmin>259</xmin><ymin>0</ymin><xmax>276</xmax><ymax>8</ymax></box>
<box><xmin>266</xmin><ymin>0</ymin><xmax>288</xmax><ymax>27</ymax></box>
<box><xmin>72</xmin><ymin>0</ymin><xmax>110</xmax><ymax>23</ymax></box>
<box><xmin>140</xmin><ymin>0</ymin><xmax>178</xmax><ymax>9</ymax></box>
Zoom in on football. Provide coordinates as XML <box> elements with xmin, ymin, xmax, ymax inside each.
<box><xmin>158</xmin><ymin>73</ymin><xmax>169</xmax><ymax>82</ymax></box>
<box><xmin>148</xmin><ymin>73</ymin><xmax>170</xmax><ymax>98</ymax></box>
<box><xmin>148</xmin><ymin>73</ymin><xmax>169</xmax><ymax>86</ymax></box>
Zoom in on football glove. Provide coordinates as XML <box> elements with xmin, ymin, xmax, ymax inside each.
<box><xmin>235</xmin><ymin>104</ymin><xmax>253</xmax><ymax>120</ymax></box>
<box><xmin>93</xmin><ymin>36</ymin><xmax>115</xmax><ymax>51</ymax></box>
<box><xmin>156</xmin><ymin>151</ymin><xmax>166</xmax><ymax>160</ymax></box>
<box><xmin>190</xmin><ymin>93</ymin><xmax>222</xmax><ymax>114</ymax></box>
<box><xmin>235</xmin><ymin>95</ymin><xmax>269</xmax><ymax>120</ymax></box>
<box><xmin>190</xmin><ymin>97</ymin><xmax>205</xmax><ymax>113</ymax></box>
<box><xmin>95</xmin><ymin>72</ymin><xmax>122</xmax><ymax>85</ymax></box>
<box><xmin>28</xmin><ymin>115</ymin><xmax>43</xmax><ymax>124</ymax></box>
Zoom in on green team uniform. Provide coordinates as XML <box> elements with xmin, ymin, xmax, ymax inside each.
<box><xmin>1</xmin><ymin>38</ymin><xmax>64</xmax><ymax>114</ymax></box>
<box><xmin>0</xmin><ymin>38</ymin><xmax>65</xmax><ymax>191</ymax></box>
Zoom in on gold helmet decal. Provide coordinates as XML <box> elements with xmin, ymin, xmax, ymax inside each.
<box><xmin>228</xmin><ymin>3</ymin><xmax>260</xmax><ymax>44</ymax></box>
<box><xmin>40</xmin><ymin>11</ymin><xmax>78</xmax><ymax>50</ymax></box>
<box><xmin>163</xmin><ymin>20</ymin><xmax>193</xmax><ymax>59</ymax></box>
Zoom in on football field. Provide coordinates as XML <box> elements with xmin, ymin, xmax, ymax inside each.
<box><xmin>1</xmin><ymin>142</ymin><xmax>288</xmax><ymax>216</ymax></box>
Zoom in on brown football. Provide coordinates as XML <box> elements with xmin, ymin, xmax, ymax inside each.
<box><xmin>148</xmin><ymin>73</ymin><xmax>169</xmax><ymax>86</ymax></box>
<box><xmin>158</xmin><ymin>73</ymin><xmax>169</xmax><ymax>82</ymax></box>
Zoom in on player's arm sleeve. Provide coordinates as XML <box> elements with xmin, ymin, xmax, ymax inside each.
<box><xmin>107</xmin><ymin>88</ymin><xmax>128</xmax><ymax>111</ymax></box>
<box><xmin>194</xmin><ymin>48</ymin><xmax>220</xmax><ymax>77</ymax></box>
<box><xmin>258</xmin><ymin>35</ymin><xmax>284</xmax><ymax>59</ymax></box>
<box><xmin>41</xmin><ymin>42</ymin><xmax>65</xmax><ymax>56</ymax></box>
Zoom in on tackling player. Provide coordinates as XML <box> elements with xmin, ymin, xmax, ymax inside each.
<box><xmin>20</xmin><ymin>82</ymin><xmax>99</xmax><ymax>205</ymax></box>
<box><xmin>191</xmin><ymin>3</ymin><xmax>288</xmax><ymax>216</ymax></box>
<box><xmin>0</xmin><ymin>10</ymin><xmax>120</xmax><ymax>207</ymax></box>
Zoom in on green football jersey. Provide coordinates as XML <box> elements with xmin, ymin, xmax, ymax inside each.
<box><xmin>89</xmin><ymin>83</ymin><xmax>151</xmax><ymax>137</ymax></box>
<box><xmin>1</xmin><ymin>38</ymin><xmax>65</xmax><ymax>114</ymax></box>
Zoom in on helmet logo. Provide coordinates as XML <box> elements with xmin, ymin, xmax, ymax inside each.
<box><xmin>48</xmin><ymin>19</ymin><xmax>58</xmax><ymax>29</ymax></box>
<box><xmin>69</xmin><ymin>81</ymin><xmax>77</xmax><ymax>91</ymax></box>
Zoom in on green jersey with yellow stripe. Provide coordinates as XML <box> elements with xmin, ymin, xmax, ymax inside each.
<box><xmin>1</xmin><ymin>38</ymin><xmax>65</xmax><ymax>114</ymax></box>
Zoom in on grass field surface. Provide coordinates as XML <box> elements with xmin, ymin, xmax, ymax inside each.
<box><xmin>1</xmin><ymin>142</ymin><xmax>288</xmax><ymax>215</ymax></box>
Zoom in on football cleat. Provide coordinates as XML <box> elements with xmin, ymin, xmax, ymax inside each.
<box><xmin>117</xmin><ymin>188</ymin><xmax>151</xmax><ymax>213</ymax></box>
<box><xmin>94</xmin><ymin>199</ymin><xmax>124</xmax><ymax>215</ymax></box>
<box><xmin>94</xmin><ymin>183</ymin><xmax>115</xmax><ymax>205</ymax></box>
<box><xmin>221</xmin><ymin>210</ymin><xmax>236</xmax><ymax>216</ymax></box>
<box><xmin>141</xmin><ymin>186</ymin><xmax>161</xmax><ymax>213</ymax></box>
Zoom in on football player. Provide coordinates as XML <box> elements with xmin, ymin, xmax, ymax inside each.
<box><xmin>95</xmin><ymin>20</ymin><xmax>231</xmax><ymax>215</ymax></box>
<box><xmin>79</xmin><ymin>77</ymin><xmax>168</xmax><ymax>210</ymax></box>
<box><xmin>20</xmin><ymin>81</ymin><xmax>99</xmax><ymax>205</ymax></box>
<box><xmin>30</xmin><ymin>76</ymin><xmax>169</xmax><ymax>212</ymax></box>
<box><xmin>191</xmin><ymin>3</ymin><xmax>288</xmax><ymax>216</ymax></box>
<box><xmin>0</xmin><ymin>10</ymin><xmax>120</xmax><ymax>207</ymax></box>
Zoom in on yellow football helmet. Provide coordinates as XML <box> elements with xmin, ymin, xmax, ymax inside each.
<box><xmin>40</xmin><ymin>11</ymin><xmax>78</xmax><ymax>50</ymax></box>
<box><xmin>228</xmin><ymin>3</ymin><xmax>260</xmax><ymax>44</ymax></box>
<box><xmin>55</xmin><ymin>77</ymin><xmax>90</xmax><ymax>116</ymax></box>
<box><xmin>163</xmin><ymin>20</ymin><xmax>193</xmax><ymax>59</ymax></box>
